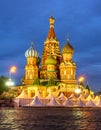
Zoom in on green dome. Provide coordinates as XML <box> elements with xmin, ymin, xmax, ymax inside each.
<box><xmin>45</xmin><ymin>54</ymin><xmax>57</xmax><ymax>65</ymax></box>
<box><xmin>62</xmin><ymin>39</ymin><xmax>74</xmax><ymax>54</ymax></box>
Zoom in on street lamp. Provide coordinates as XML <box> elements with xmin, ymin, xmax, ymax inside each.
<box><xmin>6</xmin><ymin>78</ymin><xmax>15</xmax><ymax>86</ymax></box>
<box><xmin>75</xmin><ymin>76</ymin><xmax>85</xmax><ymax>96</ymax></box>
<box><xmin>75</xmin><ymin>87</ymin><xmax>81</xmax><ymax>95</ymax></box>
<box><xmin>78</xmin><ymin>76</ymin><xmax>85</xmax><ymax>83</ymax></box>
<box><xmin>74</xmin><ymin>87</ymin><xmax>82</xmax><ymax>98</ymax></box>
<box><xmin>6</xmin><ymin>66</ymin><xmax>17</xmax><ymax>86</ymax></box>
<box><xmin>9</xmin><ymin>66</ymin><xmax>17</xmax><ymax>79</ymax></box>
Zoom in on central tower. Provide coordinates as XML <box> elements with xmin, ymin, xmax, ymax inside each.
<box><xmin>40</xmin><ymin>16</ymin><xmax>61</xmax><ymax>79</ymax></box>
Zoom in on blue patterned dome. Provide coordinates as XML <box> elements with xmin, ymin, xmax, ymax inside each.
<box><xmin>25</xmin><ymin>44</ymin><xmax>39</xmax><ymax>58</ymax></box>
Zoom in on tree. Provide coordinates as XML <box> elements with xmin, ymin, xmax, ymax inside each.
<box><xmin>96</xmin><ymin>91</ymin><xmax>101</xmax><ymax>96</ymax></box>
<box><xmin>47</xmin><ymin>76</ymin><xmax>55</xmax><ymax>87</ymax></box>
<box><xmin>0</xmin><ymin>76</ymin><xmax>9</xmax><ymax>95</ymax></box>
<box><xmin>33</xmin><ymin>77</ymin><xmax>40</xmax><ymax>85</ymax></box>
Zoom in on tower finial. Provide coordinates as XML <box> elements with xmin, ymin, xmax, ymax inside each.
<box><xmin>30</xmin><ymin>41</ymin><xmax>35</xmax><ymax>48</ymax></box>
<box><xmin>49</xmin><ymin>16</ymin><xmax>55</xmax><ymax>28</ymax></box>
<box><xmin>66</xmin><ymin>33</ymin><xmax>69</xmax><ymax>42</ymax></box>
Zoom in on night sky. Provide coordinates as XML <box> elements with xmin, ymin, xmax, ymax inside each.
<box><xmin>0</xmin><ymin>0</ymin><xmax>101</xmax><ymax>92</ymax></box>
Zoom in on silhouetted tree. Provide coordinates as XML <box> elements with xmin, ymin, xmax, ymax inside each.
<box><xmin>33</xmin><ymin>77</ymin><xmax>40</xmax><ymax>85</ymax></box>
<box><xmin>96</xmin><ymin>91</ymin><xmax>101</xmax><ymax>96</ymax></box>
<box><xmin>47</xmin><ymin>76</ymin><xmax>55</xmax><ymax>87</ymax></box>
<box><xmin>0</xmin><ymin>76</ymin><xmax>9</xmax><ymax>95</ymax></box>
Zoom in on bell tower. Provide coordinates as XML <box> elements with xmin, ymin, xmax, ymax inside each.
<box><xmin>40</xmin><ymin>16</ymin><xmax>61</xmax><ymax>79</ymax></box>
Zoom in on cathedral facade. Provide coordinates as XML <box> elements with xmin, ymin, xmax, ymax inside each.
<box><xmin>23</xmin><ymin>16</ymin><xmax>76</xmax><ymax>86</ymax></box>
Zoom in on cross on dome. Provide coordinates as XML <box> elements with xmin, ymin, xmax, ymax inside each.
<box><xmin>66</xmin><ymin>34</ymin><xmax>70</xmax><ymax>42</ymax></box>
<box><xmin>30</xmin><ymin>41</ymin><xmax>34</xmax><ymax>48</ymax></box>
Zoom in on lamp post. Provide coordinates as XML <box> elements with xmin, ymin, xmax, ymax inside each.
<box><xmin>9</xmin><ymin>66</ymin><xmax>17</xmax><ymax>79</ymax></box>
<box><xmin>6</xmin><ymin>66</ymin><xmax>17</xmax><ymax>86</ymax></box>
<box><xmin>78</xmin><ymin>76</ymin><xmax>85</xmax><ymax>85</ymax></box>
<box><xmin>75</xmin><ymin>76</ymin><xmax>85</xmax><ymax>97</ymax></box>
<box><xmin>75</xmin><ymin>87</ymin><xmax>81</xmax><ymax>96</ymax></box>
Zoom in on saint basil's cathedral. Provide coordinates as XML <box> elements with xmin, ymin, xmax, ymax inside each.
<box><xmin>23</xmin><ymin>16</ymin><xmax>76</xmax><ymax>84</ymax></box>
<box><xmin>21</xmin><ymin>16</ymin><xmax>84</xmax><ymax>97</ymax></box>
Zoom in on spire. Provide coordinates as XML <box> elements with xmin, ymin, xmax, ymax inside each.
<box><xmin>66</xmin><ymin>33</ymin><xmax>69</xmax><ymax>43</ymax></box>
<box><xmin>47</xmin><ymin>16</ymin><xmax>56</xmax><ymax>40</ymax></box>
<box><xmin>30</xmin><ymin>41</ymin><xmax>34</xmax><ymax>48</ymax></box>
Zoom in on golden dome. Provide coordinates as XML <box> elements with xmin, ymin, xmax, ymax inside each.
<box><xmin>45</xmin><ymin>54</ymin><xmax>57</xmax><ymax>65</ymax></box>
<box><xmin>62</xmin><ymin>39</ymin><xmax>74</xmax><ymax>54</ymax></box>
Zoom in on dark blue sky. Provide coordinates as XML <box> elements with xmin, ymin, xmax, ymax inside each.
<box><xmin>0</xmin><ymin>0</ymin><xmax>101</xmax><ymax>92</ymax></box>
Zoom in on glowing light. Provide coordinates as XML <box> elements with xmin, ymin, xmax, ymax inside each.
<box><xmin>10</xmin><ymin>66</ymin><xmax>17</xmax><ymax>73</ymax></box>
<box><xmin>6</xmin><ymin>79</ymin><xmax>15</xmax><ymax>86</ymax></box>
<box><xmin>75</xmin><ymin>88</ymin><xmax>81</xmax><ymax>94</ymax></box>
<box><xmin>78</xmin><ymin>76</ymin><xmax>85</xmax><ymax>82</ymax></box>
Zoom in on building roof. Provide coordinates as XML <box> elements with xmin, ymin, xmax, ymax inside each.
<box><xmin>25</xmin><ymin>42</ymin><xmax>39</xmax><ymax>58</ymax></box>
<box><xmin>62</xmin><ymin>39</ymin><xmax>74</xmax><ymax>54</ymax></box>
<box><xmin>45</xmin><ymin>54</ymin><xmax>57</xmax><ymax>65</ymax></box>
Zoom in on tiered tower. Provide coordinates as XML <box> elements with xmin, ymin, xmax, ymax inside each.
<box><xmin>59</xmin><ymin>39</ymin><xmax>76</xmax><ymax>84</ymax></box>
<box><xmin>23</xmin><ymin>44</ymin><xmax>39</xmax><ymax>85</ymax></box>
<box><xmin>40</xmin><ymin>16</ymin><xmax>61</xmax><ymax>79</ymax></box>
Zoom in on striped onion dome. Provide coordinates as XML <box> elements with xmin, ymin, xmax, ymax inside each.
<box><xmin>25</xmin><ymin>44</ymin><xmax>39</xmax><ymax>58</ymax></box>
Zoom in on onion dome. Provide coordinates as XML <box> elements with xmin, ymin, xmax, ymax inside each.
<box><xmin>62</xmin><ymin>39</ymin><xmax>74</xmax><ymax>54</ymax></box>
<box><xmin>25</xmin><ymin>43</ymin><xmax>39</xmax><ymax>58</ymax></box>
<box><xmin>45</xmin><ymin>54</ymin><xmax>57</xmax><ymax>65</ymax></box>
